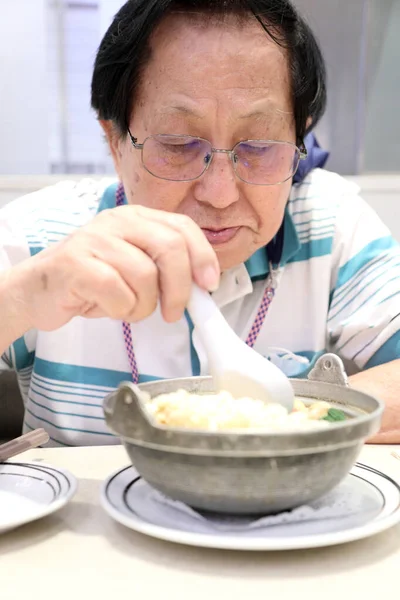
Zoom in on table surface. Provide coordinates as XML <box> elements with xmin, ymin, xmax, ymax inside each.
<box><xmin>1</xmin><ymin>444</ymin><xmax>399</xmax><ymax>600</ymax></box>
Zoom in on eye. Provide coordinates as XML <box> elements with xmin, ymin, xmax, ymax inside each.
<box><xmin>239</xmin><ymin>142</ymin><xmax>273</xmax><ymax>156</ymax></box>
<box><xmin>157</xmin><ymin>136</ymin><xmax>202</xmax><ymax>151</ymax></box>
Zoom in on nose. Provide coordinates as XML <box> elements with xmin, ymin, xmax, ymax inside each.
<box><xmin>193</xmin><ymin>151</ymin><xmax>240</xmax><ymax>208</ymax></box>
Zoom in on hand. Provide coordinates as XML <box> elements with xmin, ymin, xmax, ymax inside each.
<box><xmin>5</xmin><ymin>205</ymin><xmax>220</xmax><ymax>332</ymax></box>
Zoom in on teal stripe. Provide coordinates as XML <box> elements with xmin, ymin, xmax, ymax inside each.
<box><xmin>32</xmin><ymin>373</ymin><xmax>113</xmax><ymax>394</ymax></box>
<box><xmin>31</xmin><ymin>380</ymin><xmax>106</xmax><ymax>399</ymax></box>
<box><xmin>335</xmin><ymin>237</ymin><xmax>398</xmax><ymax>291</ymax></box>
<box><xmin>292</xmin><ymin>205</ymin><xmax>337</xmax><ymax>217</ymax></box>
<box><xmin>30</xmin><ymin>383</ymin><xmax>104</xmax><ymax>408</ymax></box>
<box><xmin>46</xmin><ymin>230</ymin><xmax>74</xmax><ymax>237</ymax></box>
<box><xmin>185</xmin><ymin>311</ymin><xmax>201</xmax><ymax>377</ymax></box>
<box><xmin>328</xmin><ymin>275</ymin><xmax>400</xmax><ymax>323</ymax></box>
<box><xmin>25</xmin><ymin>406</ymin><xmax>114</xmax><ymax>437</ymax></box>
<box><xmin>13</xmin><ymin>337</ymin><xmax>35</xmax><ymax>371</ymax></box>
<box><xmin>138</xmin><ymin>374</ymin><xmax>165</xmax><ymax>383</ymax></box>
<box><xmin>1</xmin><ymin>351</ymin><xmax>12</xmax><ymax>368</ymax></box>
<box><xmin>29</xmin><ymin>395</ymin><xmax>104</xmax><ymax>420</ymax></box>
<box><xmin>33</xmin><ymin>359</ymin><xmax>162</xmax><ymax>389</ymax></box>
<box><xmin>97</xmin><ymin>182</ymin><xmax>120</xmax><ymax>213</ymax></box>
<box><xmin>297</xmin><ymin>225</ymin><xmax>335</xmax><ymax>237</ymax></box>
<box><xmin>39</xmin><ymin>219</ymin><xmax>83</xmax><ymax>227</ymax></box>
<box><xmin>330</xmin><ymin>259</ymin><xmax>400</xmax><ymax>316</ymax></box>
<box><xmin>330</xmin><ymin>253</ymin><xmax>396</xmax><ymax>308</ymax></box>
<box><xmin>28</xmin><ymin>246</ymin><xmax>44</xmax><ymax>257</ymax></box>
<box><xmin>34</xmin><ymin>358</ymin><xmax>132</xmax><ymax>388</ymax></box>
<box><xmin>295</xmin><ymin>216</ymin><xmax>334</xmax><ymax>228</ymax></box>
<box><xmin>24</xmin><ymin>419</ymin><xmax>72</xmax><ymax>447</ymax></box>
<box><xmin>335</xmin><ymin>326</ymin><xmax>375</xmax><ymax>354</ymax></box>
<box><xmin>288</xmin><ymin>237</ymin><xmax>333</xmax><ymax>264</ymax></box>
<box><xmin>288</xmin><ymin>193</ymin><xmax>319</xmax><ymax>205</ymax></box>
<box><xmin>18</xmin><ymin>373</ymin><xmax>31</xmax><ymax>381</ymax></box>
<box><xmin>364</xmin><ymin>331</ymin><xmax>400</xmax><ymax>369</ymax></box>
<box><xmin>37</xmin><ymin>209</ymin><xmax>83</xmax><ymax>217</ymax></box>
<box><xmin>379</xmin><ymin>291</ymin><xmax>400</xmax><ymax>306</ymax></box>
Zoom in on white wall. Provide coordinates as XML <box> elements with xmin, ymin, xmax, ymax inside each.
<box><xmin>364</xmin><ymin>0</ymin><xmax>400</xmax><ymax>172</ymax></box>
<box><xmin>99</xmin><ymin>0</ymin><xmax>124</xmax><ymax>35</ymax></box>
<box><xmin>0</xmin><ymin>0</ymin><xmax>49</xmax><ymax>174</ymax></box>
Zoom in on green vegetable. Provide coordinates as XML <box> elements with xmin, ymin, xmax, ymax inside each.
<box><xmin>322</xmin><ymin>408</ymin><xmax>347</xmax><ymax>422</ymax></box>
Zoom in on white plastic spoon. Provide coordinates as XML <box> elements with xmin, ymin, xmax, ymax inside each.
<box><xmin>187</xmin><ymin>284</ymin><xmax>295</xmax><ymax>411</ymax></box>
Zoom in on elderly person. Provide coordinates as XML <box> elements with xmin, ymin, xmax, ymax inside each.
<box><xmin>0</xmin><ymin>0</ymin><xmax>399</xmax><ymax>446</ymax></box>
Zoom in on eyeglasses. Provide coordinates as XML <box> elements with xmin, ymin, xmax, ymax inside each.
<box><xmin>128</xmin><ymin>130</ymin><xmax>307</xmax><ymax>186</ymax></box>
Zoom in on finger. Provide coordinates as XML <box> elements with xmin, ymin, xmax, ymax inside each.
<box><xmin>125</xmin><ymin>220</ymin><xmax>193</xmax><ymax>322</ymax></box>
<box><xmin>71</xmin><ymin>259</ymin><xmax>140</xmax><ymax>322</ymax></box>
<box><xmin>89</xmin><ymin>215</ymin><xmax>197</xmax><ymax>322</ymax></box>
<box><xmin>88</xmin><ymin>237</ymin><xmax>160</xmax><ymax>322</ymax></box>
<box><xmin>96</xmin><ymin>206</ymin><xmax>220</xmax><ymax>292</ymax></box>
<box><xmin>140</xmin><ymin>209</ymin><xmax>221</xmax><ymax>291</ymax></box>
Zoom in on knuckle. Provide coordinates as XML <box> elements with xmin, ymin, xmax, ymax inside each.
<box><xmin>173</xmin><ymin>213</ymin><xmax>195</xmax><ymax>229</ymax></box>
<box><xmin>93</xmin><ymin>207</ymin><xmax>126</xmax><ymax>232</ymax></box>
<box><xmin>96</xmin><ymin>207</ymin><xmax>118</xmax><ymax>223</ymax></box>
<box><xmin>59</xmin><ymin>242</ymin><xmax>81</xmax><ymax>271</ymax></box>
<box><xmin>135</xmin><ymin>261</ymin><xmax>158</xmax><ymax>288</ymax></box>
<box><xmin>124</xmin><ymin>297</ymin><xmax>158</xmax><ymax>323</ymax></box>
<box><xmin>160</xmin><ymin>231</ymin><xmax>186</xmax><ymax>255</ymax></box>
<box><xmin>95</xmin><ymin>268</ymin><xmax>118</xmax><ymax>290</ymax></box>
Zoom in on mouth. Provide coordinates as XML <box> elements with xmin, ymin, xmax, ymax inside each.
<box><xmin>201</xmin><ymin>227</ymin><xmax>241</xmax><ymax>245</ymax></box>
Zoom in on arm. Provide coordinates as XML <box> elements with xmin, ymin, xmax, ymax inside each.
<box><xmin>349</xmin><ymin>360</ymin><xmax>400</xmax><ymax>444</ymax></box>
<box><xmin>326</xmin><ymin>187</ymin><xmax>400</xmax><ymax>442</ymax></box>
<box><xmin>0</xmin><ymin>265</ymin><xmax>33</xmax><ymax>356</ymax></box>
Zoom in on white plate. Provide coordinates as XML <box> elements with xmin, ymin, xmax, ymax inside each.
<box><xmin>0</xmin><ymin>461</ymin><xmax>77</xmax><ymax>534</ymax></box>
<box><xmin>101</xmin><ymin>463</ymin><xmax>400</xmax><ymax>551</ymax></box>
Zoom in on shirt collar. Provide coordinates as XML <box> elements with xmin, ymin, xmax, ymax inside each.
<box><xmin>245</xmin><ymin>205</ymin><xmax>301</xmax><ymax>280</ymax></box>
<box><xmin>97</xmin><ymin>182</ymin><xmax>121</xmax><ymax>214</ymax></box>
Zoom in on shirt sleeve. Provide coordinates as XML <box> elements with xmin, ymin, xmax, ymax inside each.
<box><xmin>327</xmin><ymin>192</ymin><xmax>400</xmax><ymax>370</ymax></box>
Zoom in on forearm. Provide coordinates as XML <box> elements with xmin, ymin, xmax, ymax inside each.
<box><xmin>349</xmin><ymin>360</ymin><xmax>400</xmax><ymax>444</ymax></box>
<box><xmin>0</xmin><ymin>266</ymin><xmax>33</xmax><ymax>355</ymax></box>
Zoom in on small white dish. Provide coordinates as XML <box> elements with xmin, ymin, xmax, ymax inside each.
<box><xmin>101</xmin><ymin>463</ymin><xmax>400</xmax><ymax>551</ymax></box>
<box><xmin>0</xmin><ymin>461</ymin><xmax>77</xmax><ymax>534</ymax></box>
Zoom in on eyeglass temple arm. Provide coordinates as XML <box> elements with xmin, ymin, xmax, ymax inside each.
<box><xmin>127</xmin><ymin>129</ymin><xmax>144</xmax><ymax>150</ymax></box>
<box><xmin>298</xmin><ymin>140</ymin><xmax>308</xmax><ymax>160</ymax></box>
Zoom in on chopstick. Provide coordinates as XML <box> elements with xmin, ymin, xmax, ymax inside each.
<box><xmin>0</xmin><ymin>429</ymin><xmax>50</xmax><ymax>461</ymax></box>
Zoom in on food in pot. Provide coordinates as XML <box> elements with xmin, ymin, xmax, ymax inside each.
<box><xmin>144</xmin><ymin>389</ymin><xmax>347</xmax><ymax>432</ymax></box>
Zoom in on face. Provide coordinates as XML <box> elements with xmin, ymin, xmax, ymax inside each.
<box><xmin>103</xmin><ymin>15</ymin><xmax>296</xmax><ymax>271</ymax></box>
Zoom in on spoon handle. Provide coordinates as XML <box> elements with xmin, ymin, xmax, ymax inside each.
<box><xmin>187</xmin><ymin>284</ymin><xmax>236</xmax><ymax>358</ymax></box>
<box><xmin>0</xmin><ymin>429</ymin><xmax>50</xmax><ymax>462</ymax></box>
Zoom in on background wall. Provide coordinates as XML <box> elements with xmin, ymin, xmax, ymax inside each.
<box><xmin>0</xmin><ymin>0</ymin><xmax>49</xmax><ymax>174</ymax></box>
<box><xmin>0</xmin><ymin>0</ymin><xmax>398</xmax><ymax>231</ymax></box>
<box><xmin>0</xmin><ymin>0</ymin><xmax>399</xmax><ymax>176</ymax></box>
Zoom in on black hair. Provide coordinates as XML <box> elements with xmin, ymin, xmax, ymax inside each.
<box><xmin>91</xmin><ymin>0</ymin><xmax>327</xmax><ymax>144</ymax></box>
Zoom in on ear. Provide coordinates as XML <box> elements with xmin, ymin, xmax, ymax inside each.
<box><xmin>306</xmin><ymin>116</ymin><xmax>313</xmax><ymax>131</ymax></box>
<box><xmin>99</xmin><ymin>120</ymin><xmax>124</xmax><ymax>177</ymax></box>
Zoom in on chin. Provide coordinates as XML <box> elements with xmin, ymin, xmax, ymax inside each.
<box><xmin>215</xmin><ymin>247</ymin><xmax>251</xmax><ymax>272</ymax></box>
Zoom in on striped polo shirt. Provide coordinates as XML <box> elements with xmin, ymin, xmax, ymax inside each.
<box><xmin>1</xmin><ymin>169</ymin><xmax>399</xmax><ymax>447</ymax></box>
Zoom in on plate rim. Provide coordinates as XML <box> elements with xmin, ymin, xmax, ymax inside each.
<box><xmin>100</xmin><ymin>463</ymin><xmax>400</xmax><ymax>551</ymax></box>
<box><xmin>0</xmin><ymin>461</ymin><xmax>78</xmax><ymax>532</ymax></box>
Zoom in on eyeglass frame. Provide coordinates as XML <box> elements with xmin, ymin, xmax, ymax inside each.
<box><xmin>127</xmin><ymin>128</ymin><xmax>308</xmax><ymax>186</ymax></box>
